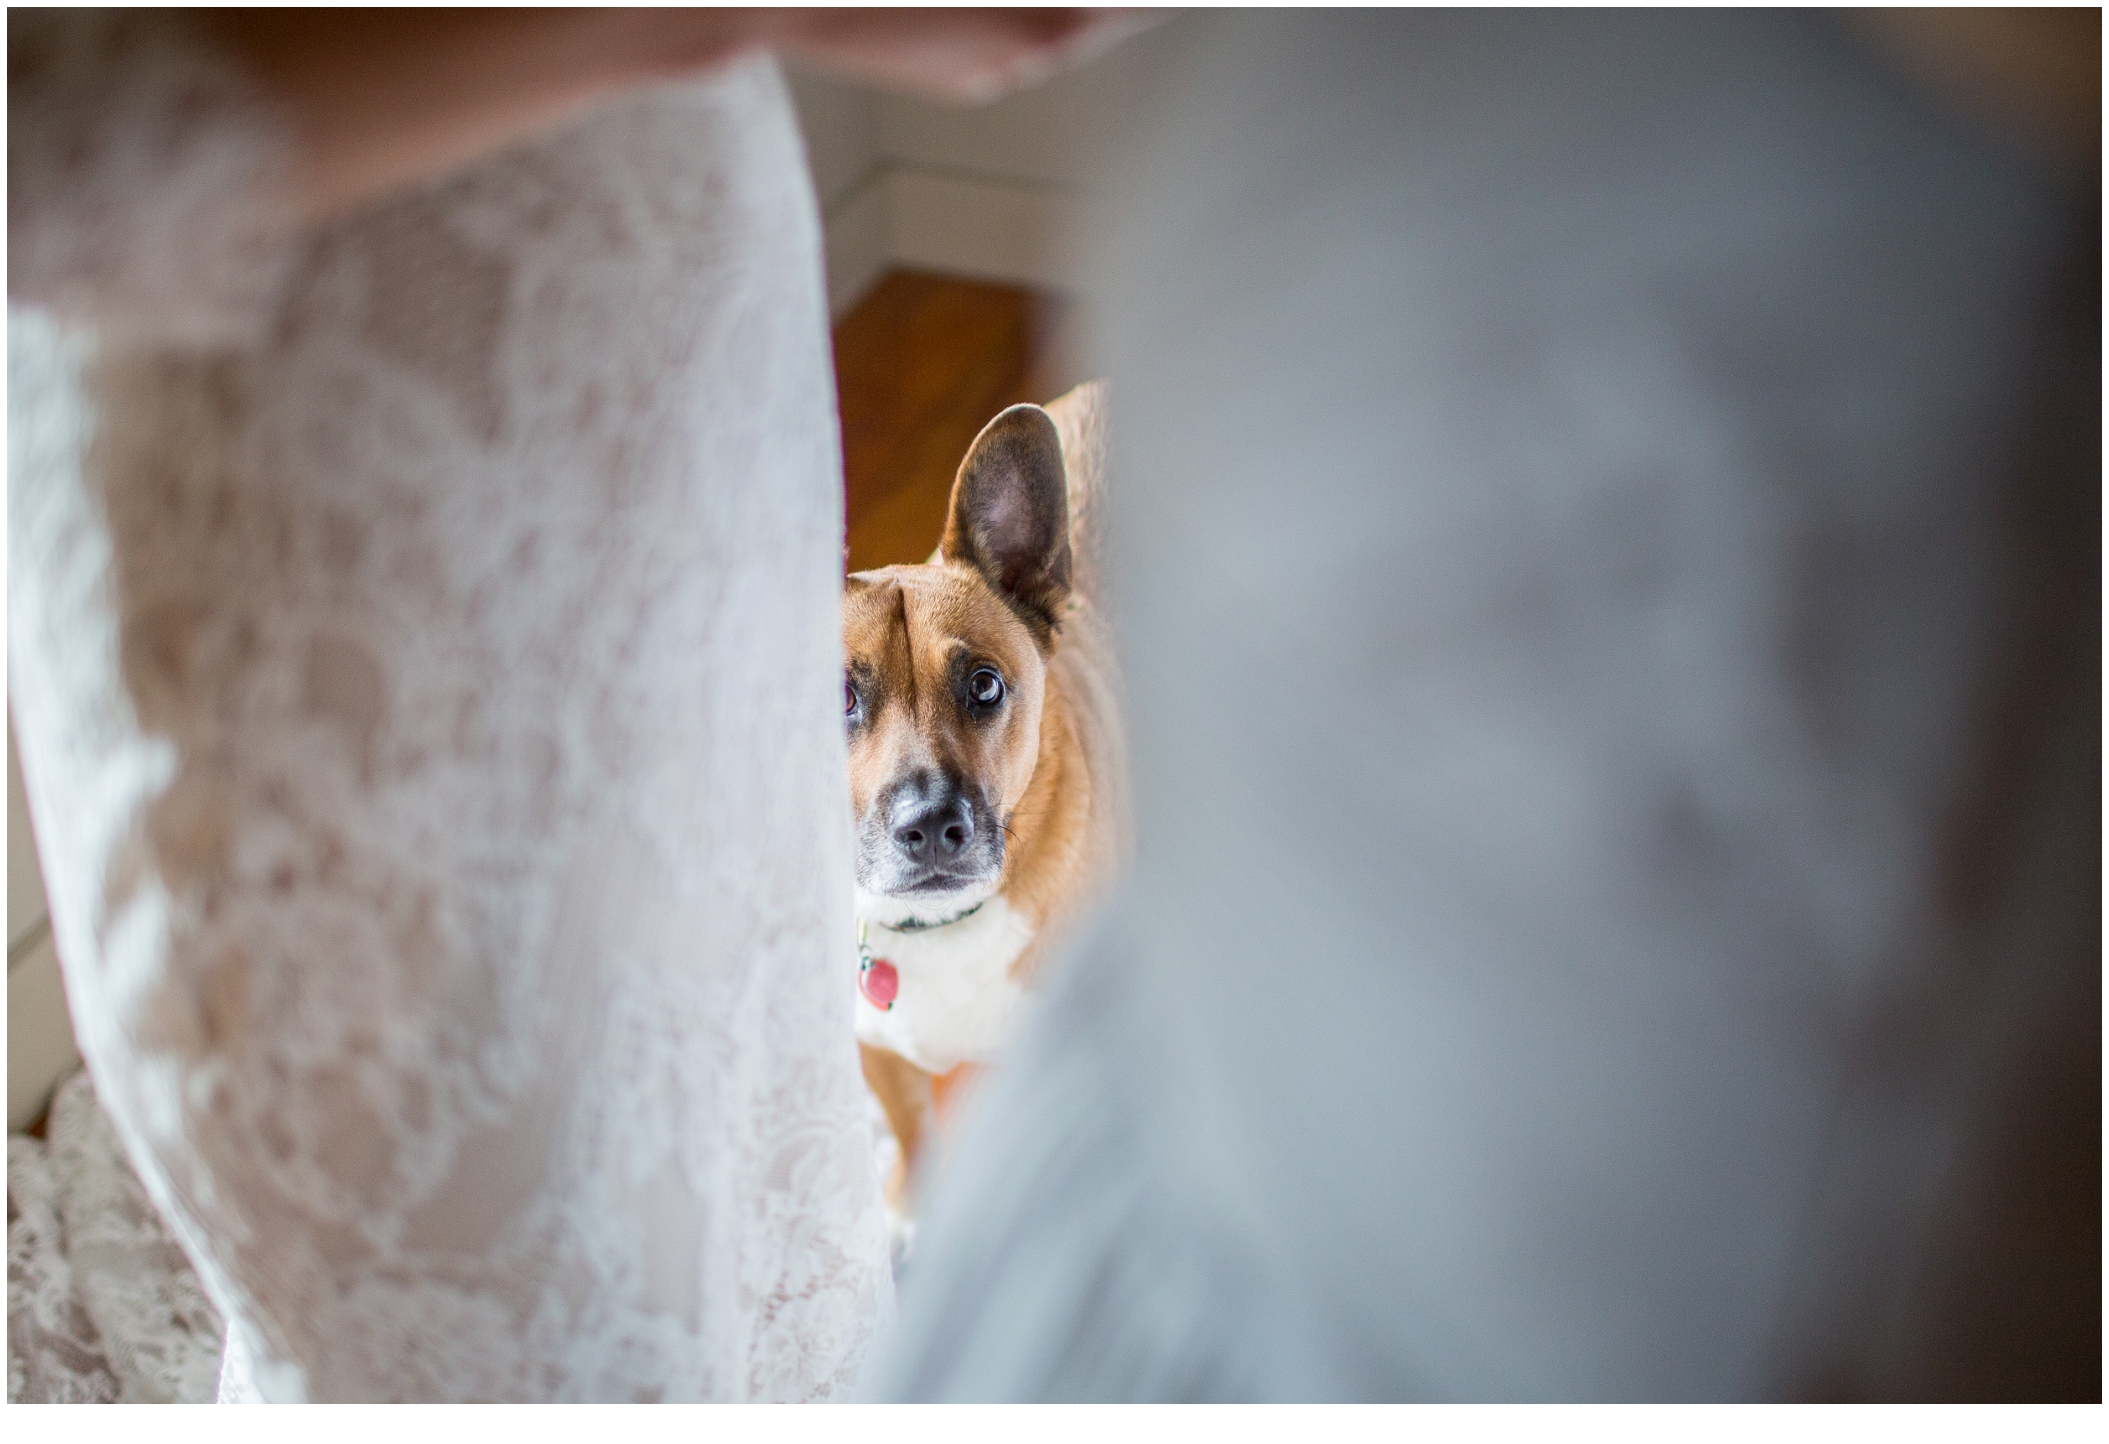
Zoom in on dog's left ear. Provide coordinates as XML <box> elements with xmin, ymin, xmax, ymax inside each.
<box><xmin>941</xmin><ymin>404</ymin><xmax>1071</xmax><ymax>644</ymax></box>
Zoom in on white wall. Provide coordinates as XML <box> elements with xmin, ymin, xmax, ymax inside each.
<box><xmin>872</xmin><ymin>18</ymin><xmax>1182</xmax><ymax>191</ymax></box>
<box><xmin>787</xmin><ymin>15</ymin><xmax>1194</xmax><ymax>311</ymax></box>
<box><xmin>783</xmin><ymin>66</ymin><xmax>892</xmax><ymax>313</ymax></box>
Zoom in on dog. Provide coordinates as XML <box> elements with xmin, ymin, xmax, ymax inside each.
<box><xmin>842</xmin><ymin>380</ymin><xmax>1125</xmax><ymax>1230</ymax></box>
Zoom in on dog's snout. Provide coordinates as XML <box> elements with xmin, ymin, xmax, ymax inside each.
<box><xmin>865</xmin><ymin>768</ymin><xmax>998</xmax><ymax>893</ymax></box>
<box><xmin>892</xmin><ymin>792</ymin><xmax>974</xmax><ymax>863</ymax></box>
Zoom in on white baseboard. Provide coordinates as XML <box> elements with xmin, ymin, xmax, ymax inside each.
<box><xmin>824</xmin><ymin>165</ymin><xmax>1079</xmax><ymax>316</ymax></box>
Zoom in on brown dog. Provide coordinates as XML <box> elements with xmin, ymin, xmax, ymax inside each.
<box><xmin>843</xmin><ymin>381</ymin><xmax>1124</xmax><ymax>1230</ymax></box>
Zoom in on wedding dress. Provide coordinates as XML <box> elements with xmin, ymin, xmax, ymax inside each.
<box><xmin>9</xmin><ymin>1070</ymin><xmax>226</xmax><ymax>1403</ymax></box>
<box><xmin>9</xmin><ymin>9</ymin><xmax>890</xmax><ymax>1402</ymax></box>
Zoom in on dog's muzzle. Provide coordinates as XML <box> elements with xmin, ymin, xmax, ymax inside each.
<box><xmin>858</xmin><ymin>771</ymin><xmax>1003</xmax><ymax>895</ymax></box>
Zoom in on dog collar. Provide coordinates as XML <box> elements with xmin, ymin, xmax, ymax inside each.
<box><xmin>856</xmin><ymin>903</ymin><xmax>986</xmax><ymax>1013</ymax></box>
<box><xmin>877</xmin><ymin>901</ymin><xmax>985</xmax><ymax>933</ymax></box>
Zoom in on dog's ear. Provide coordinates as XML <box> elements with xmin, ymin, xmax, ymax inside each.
<box><xmin>940</xmin><ymin>404</ymin><xmax>1071</xmax><ymax>644</ymax></box>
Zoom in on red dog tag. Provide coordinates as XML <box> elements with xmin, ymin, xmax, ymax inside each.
<box><xmin>860</xmin><ymin>957</ymin><xmax>899</xmax><ymax>1011</ymax></box>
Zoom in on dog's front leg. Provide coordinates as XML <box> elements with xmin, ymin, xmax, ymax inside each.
<box><xmin>859</xmin><ymin>1042</ymin><xmax>935</xmax><ymax>1217</ymax></box>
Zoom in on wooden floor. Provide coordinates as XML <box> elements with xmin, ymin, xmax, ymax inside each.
<box><xmin>834</xmin><ymin>270</ymin><xmax>1080</xmax><ymax>574</ymax></box>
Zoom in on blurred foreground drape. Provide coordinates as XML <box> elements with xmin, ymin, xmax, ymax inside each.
<box><xmin>876</xmin><ymin>10</ymin><xmax>2098</xmax><ymax>1401</ymax></box>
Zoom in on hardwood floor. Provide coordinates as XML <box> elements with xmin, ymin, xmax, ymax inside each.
<box><xmin>833</xmin><ymin>269</ymin><xmax>1080</xmax><ymax>574</ymax></box>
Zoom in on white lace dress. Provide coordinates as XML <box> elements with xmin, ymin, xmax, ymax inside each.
<box><xmin>9</xmin><ymin>1070</ymin><xmax>227</xmax><ymax>1403</ymax></box>
<box><xmin>8</xmin><ymin>10</ymin><xmax>890</xmax><ymax>1402</ymax></box>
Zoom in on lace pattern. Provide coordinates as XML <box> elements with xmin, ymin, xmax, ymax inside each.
<box><xmin>8</xmin><ymin>1071</ymin><xmax>225</xmax><ymax>1403</ymax></box>
<box><xmin>9</xmin><ymin>13</ymin><xmax>890</xmax><ymax>1402</ymax></box>
<box><xmin>9</xmin><ymin>1134</ymin><xmax>120</xmax><ymax>1403</ymax></box>
<box><xmin>6</xmin><ymin>8</ymin><xmax>297</xmax><ymax>348</ymax></box>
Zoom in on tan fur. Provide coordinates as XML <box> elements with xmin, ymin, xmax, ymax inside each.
<box><xmin>858</xmin><ymin>1041</ymin><xmax>934</xmax><ymax>1211</ymax></box>
<box><xmin>846</xmin><ymin>381</ymin><xmax>1125</xmax><ymax>1209</ymax></box>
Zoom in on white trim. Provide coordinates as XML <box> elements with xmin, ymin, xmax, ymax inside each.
<box><xmin>822</xmin><ymin>171</ymin><xmax>893</xmax><ymax>319</ymax></box>
<box><xmin>880</xmin><ymin>167</ymin><xmax>1079</xmax><ymax>293</ymax></box>
<box><xmin>822</xmin><ymin>164</ymin><xmax>1080</xmax><ymax>316</ymax></box>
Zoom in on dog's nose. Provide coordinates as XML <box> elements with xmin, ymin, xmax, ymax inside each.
<box><xmin>893</xmin><ymin>794</ymin><xmax>974</xmax><ymax>862</ymax></box>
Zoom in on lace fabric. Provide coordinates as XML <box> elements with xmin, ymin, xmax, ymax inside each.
<box><xmin>8</xmin><ymin>1070</ymin><xmax>226</xmax><ymax>1403</ymax></box>
<box><xmin>9</xmin><ymin>12</ymin><xmax>890</xmax><ymax>1402</ymax></box>
<box><xmin>6</xmin><ymin>9</ymin><xmax>297</xmax><ymax>349</ymax></box>
<box><xmin>10</xmin><ymin>1134</ymin><xmax>125</xmax><ymax>1404</ymax></box>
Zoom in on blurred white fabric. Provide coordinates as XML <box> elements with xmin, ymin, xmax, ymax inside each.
<box><xmin>875</xmin><ymin>11</ymin><xmax>2096</xmax><ymax>1400</ymax></box>
<box><xmin>8</xmin><ymin>10</ymin><xmax>890</xmax><ymax>1402</ymax></box>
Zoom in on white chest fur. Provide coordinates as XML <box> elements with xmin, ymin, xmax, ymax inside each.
<box><xmin>853</xmin><ymin>894</ymin><xmax>1035</xmax><ymax>1075</ymax></box>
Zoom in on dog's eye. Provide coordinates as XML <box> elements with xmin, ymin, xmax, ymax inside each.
<box><xmin>968</xmin><ymin>668</ymin><xmax>1005</xmax><ymax>706</ymax></box>
<box><xmin>845</xmin><ymin>680</ymin><xmax>859</xmax><ymax>717</ymax></box>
